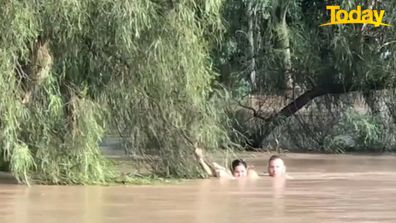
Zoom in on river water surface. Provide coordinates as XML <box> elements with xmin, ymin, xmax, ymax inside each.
<box><xmin>1</xmin><ymin>153</ymin><xmax>396</xmax><ymax>223</ymax></box>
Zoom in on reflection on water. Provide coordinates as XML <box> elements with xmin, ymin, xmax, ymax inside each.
<box><xmin>1</xmin><ymin>153</ymin><xmax>396</xmax><ymax>223</ymax></box>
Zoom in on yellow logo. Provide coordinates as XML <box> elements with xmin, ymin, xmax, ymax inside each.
<box><xmin>320</xmin><ymin>5</ymin><xmax>391</xmax><ymax>27</ymax></box>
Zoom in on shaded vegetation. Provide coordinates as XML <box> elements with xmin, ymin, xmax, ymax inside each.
<box><xmin>2</xmin><ymin>0</ymin><xmax>396</xmax><ymax>185</ymax></box>
<box><xmin>1</xmin><ymin>0</ymin><xmax>232</xmax><ymax>184</ymax></box>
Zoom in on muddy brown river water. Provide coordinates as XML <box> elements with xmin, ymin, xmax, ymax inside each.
<box><xmin>1</xmin><ymin>153</ymin><xmax>396</xmax><ymax>223</ymax></box>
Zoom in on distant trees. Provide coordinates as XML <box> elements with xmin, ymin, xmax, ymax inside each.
<box><xmin>215</xmin><ymin>0</ymin><xmax>396</xmax><ymax>149</ymax></box>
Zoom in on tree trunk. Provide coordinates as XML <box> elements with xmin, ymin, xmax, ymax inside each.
<box><xmin>272</xmin><ymin>0</ymin><xmax>293</xmax><ymax>96</ymax></box>
<box><xmin>247</xmin><ymin>1</ymin><xmax>257</xmax><ymax>90</ymax></box>
<box><xmin>248</xmin><ymin>81</ymin><xmax>388</xmax><ymax>148</ymax></box>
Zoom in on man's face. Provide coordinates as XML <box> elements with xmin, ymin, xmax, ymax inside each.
<box><xmin>268</xmin><ymin>158</ymin><xmax>286</xmax><ymax>177</ymax></box>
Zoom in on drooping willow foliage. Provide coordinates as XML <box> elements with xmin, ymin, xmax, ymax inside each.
<box><xmin>103</xmin><ymin>1</ymin><xmax>232</xmax><ymax>178</ymax></box>
<box><xmin>0</xmin><ymin>0</ymin><xmax>233</xmax><ymax>184</ymax></box>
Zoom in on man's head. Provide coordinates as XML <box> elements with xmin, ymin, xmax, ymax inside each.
<box><xmin>267</xmin><ymin>155</ymin><xmax>286</xmax><ymax>177</ymax></box>
<box><xmin>231</xmin><ymin>159</ymin><xmax>247</xmax><ymax>178</ymax></box>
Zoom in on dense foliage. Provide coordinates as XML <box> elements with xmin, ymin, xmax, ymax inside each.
<box><xmin>2</xmin><ymin>0</ymin><xmax>396</xmax><ymax>184</ymax></box>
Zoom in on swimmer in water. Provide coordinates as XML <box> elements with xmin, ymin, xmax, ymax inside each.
<box><xmin>267</xmin><ymin>155</ymin><xmax>292</xmax><ymax>179</ymax></box>
<box><xmin>195</xmin><ymin>146</ymin><xmax>258</xmax><ymax>179</ymax></box>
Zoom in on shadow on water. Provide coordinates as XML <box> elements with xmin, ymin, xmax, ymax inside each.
<box><xmin>0</xmin><ymin>172</ymin><xmax>18</xmax><ymax>185</ymax></box>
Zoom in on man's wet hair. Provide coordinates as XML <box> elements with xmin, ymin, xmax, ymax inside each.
<box><xmin>268</xmin><ymin>155</ymin><xmax>282</xmax><ymax>163</ymax></box>
<box><xmin>231</xmin><ymin>159</ymin><xmax>247</xmax><ymax>171</ymax></box>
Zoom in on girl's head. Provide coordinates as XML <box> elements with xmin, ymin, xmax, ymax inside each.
<box><xmin>231</xmin><ymin>159</ymin><xmax>247</xmax><ymax>178</ymax></box>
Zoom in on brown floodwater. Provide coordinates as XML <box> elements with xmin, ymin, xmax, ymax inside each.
<box><xmin>1</xmin><ymin>153</ymin><xmax>396</xmax><ymax>223</ymax></box>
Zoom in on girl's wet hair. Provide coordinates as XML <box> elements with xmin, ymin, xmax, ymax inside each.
<box><xmin>231</xmin><ymin>159</ymin><xmax>247</xmax><ymax>171</ymax></box>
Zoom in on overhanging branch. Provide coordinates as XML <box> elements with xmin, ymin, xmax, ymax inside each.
<box><xmin>248</xmin><ymin>81</ymin><xmax>389</xmax><ymax>148</ymax></box>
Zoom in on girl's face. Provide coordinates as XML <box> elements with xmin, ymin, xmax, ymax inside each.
<box><xmin>233</xmin><ymin>164</ymin><xmax>247</xmax><ymax>178</ymax></box>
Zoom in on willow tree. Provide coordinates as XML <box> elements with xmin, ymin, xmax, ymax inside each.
<box><xmin>0</xmin><ymin>0</ymin><xmax>231</xmax><ymax>184</ymax></box>
<box><xmin>102</xmin><ymin>0</ymin><xmax>232</xmax><ymax>178</ymax></box>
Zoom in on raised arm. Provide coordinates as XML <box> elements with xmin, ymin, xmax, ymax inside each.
<box><xmin>195</xmin><ymin>147</ymin><xmax>215</xmax><ymax>177</ymax></box>
<box><xmin>194</xmin><ymin>147</ymin><xmax>232</xmax><ymax>178</ymax></box>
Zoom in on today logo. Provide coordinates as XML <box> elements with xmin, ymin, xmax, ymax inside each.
<box><xmin>320</xmin><ymin>5</ymin><xmax>391</xmax><ymax>27</ymax></box>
